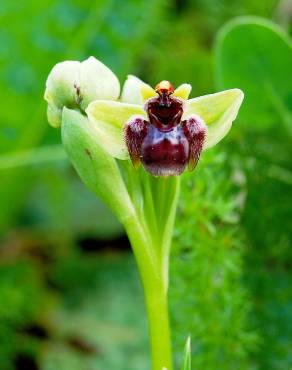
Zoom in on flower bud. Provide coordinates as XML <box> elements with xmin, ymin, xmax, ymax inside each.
<box><xmin>44</xmin><ymin>57</ymin><xmax>120</xmax><ymax>127</ymax></box>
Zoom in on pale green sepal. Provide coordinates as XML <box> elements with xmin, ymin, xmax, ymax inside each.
<box><xmin>121</xmin><ymin>75</ymin><xmax>144</xmax><ymax>104</ymax></box>
<box><xmin>86</xmin><ymin>100</ymin><xmax>146</xmax><ymax>160</ymax></box>
<box><xmin>181</xmin><ymin>336</ymin><xmax>191</xmax><ymax>370</ymax></box>
<box><xmin>80</xmin><ymin>56</ymin><xmax>120</xmax><ymax>110</ymax></box>
<box><xmin>121</xmin><ymin>75</ymin><xmax>156</xmax><ymax>104</ymax></box>
<box><xmin>61</xmin><ymin>108</ymin><xmax>134</xmax><ymax>223</ymax></box>
<box><xmin>184</xmin><ymin>89</ymin><xmax>244</xmax><ymax>149</ymax></box>
<box><xmin>174</xmin><ymin>83</ymin><xmax>192</xmax><ymax>100</ymax></box>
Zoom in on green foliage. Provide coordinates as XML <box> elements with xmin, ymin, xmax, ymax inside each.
<box><xmin>215</xmin><ymin>16</ymin><xmax>292</xmax><ymax>369</ymax></box>
<box><xmin>170</xmin><ymin>150</ymin><xmax>257</xmax><ymax>370</ymax></box>
<box><xmin>0</xmin><ymin>261</ymin><xmax>46</xmax><ymax>370</ymax></box>
<box><xmin>215</xmin><ymin>16</ymin><xmax>292</xmax><ymax>134</ymax></box>
<box><xmin>42</xmin><ymin>254</ymin><xmax>149</xmax><ymax>370</ymax></box>
<box><xmin>0</xmin><ymin>252</ymin><xmax>149</xmax><ymax>370</ymax></box>
<box><xmin>181</xmin><ymin>336</ymin><xmax>191</xmax><ymax>370</ymax></box>
<box><xmin>147</xmin><ymin>0</ymin><xmax>278</xmax><ymax>97</ymax></box>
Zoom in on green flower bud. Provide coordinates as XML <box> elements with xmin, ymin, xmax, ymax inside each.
<box><xmin>44</xmin><ymin>57</ymin><xmax>120</xmax><ymax>127</ymax></box>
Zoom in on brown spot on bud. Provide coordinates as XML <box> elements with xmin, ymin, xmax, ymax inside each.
<box><xmin>74</xmin><ymin>83</ymin><xmax>83</xmax><ymax>105</ymax></box>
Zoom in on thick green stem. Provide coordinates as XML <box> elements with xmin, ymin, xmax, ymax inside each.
<box><xmin>144</xmin><ymin>276</ymin><xmax>173</xmax><ymax>370</ymax></box>
<box><xmin>124</xmin><ymin>215</ymin><xmax>173</xmax><ymax>370</ymax></box>
<box><xmin>122</xmin><ymin>175</ymin><xmax>180</xmax><ymax>370</ymax></box>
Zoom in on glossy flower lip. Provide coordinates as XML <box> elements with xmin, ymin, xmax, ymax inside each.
<box><xmin>86</xmin><ymin>74</ymin><xmax>244</xmax><ymax>160</ymax></box>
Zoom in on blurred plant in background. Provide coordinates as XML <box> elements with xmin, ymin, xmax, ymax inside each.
<box><xmin>0</xmin><ymin>1</ymin><xmax>291</xmax><ymax>370</ymax></box>
<box><xmin>170</xmin><ymin>149</ymin><xmax>256</xmax><ymax>370</ymax></box>
<box><xmin>215</xmin><ymin>16</ymin><xmax>292</xmax><ymax>369</ymax></box>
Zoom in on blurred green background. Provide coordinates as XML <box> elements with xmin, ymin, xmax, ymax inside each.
<box><xmin>0</xmin><ymin>1</ymin><xmax>291</xmax><ymax>369</ymax></box>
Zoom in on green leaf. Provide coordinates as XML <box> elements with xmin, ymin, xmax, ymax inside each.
<box><xmin>184</xmin><ymin>89</ymin><xmax>244</xmax><ymax>149</ymax></box>
<box><xmin>215</xmin><ymin>16</ymin><xmax>292</xmax><ymax>134</ymax></box>
<box><xmin>61</xmin><ymin>108</ymin><xmax>134</xmax><ymax>223</ymax></box>
<box><xmin>86</xmin><ymin>101</ymin><xmax>146</xmax><ymax>159</ymax></box>
<box><xmin>181</xmin><ymin>336</ymin><xmax>191</xmax><ymax>370</ymax></box>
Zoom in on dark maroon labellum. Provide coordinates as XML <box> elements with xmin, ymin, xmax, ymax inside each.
<box><xmin>124</xmin><ymin>81</ymin><xmax>207</xmax><ymax>176</ymax></box>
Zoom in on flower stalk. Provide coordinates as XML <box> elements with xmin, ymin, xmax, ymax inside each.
<box><xmin>126</xmin><ymin>213</ymin><xmax>173</xmax><ymax>370</ymax></box>
<box><xmin>123</xmin><ymin>175</ymin><xmax>180</xmax><ymax>370</ymax></box>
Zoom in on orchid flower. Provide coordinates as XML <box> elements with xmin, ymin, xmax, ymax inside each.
<box><xmin>44</xmin><ymin>56</ymin><xmax>243</xmax><ymax>370</ymax></box>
